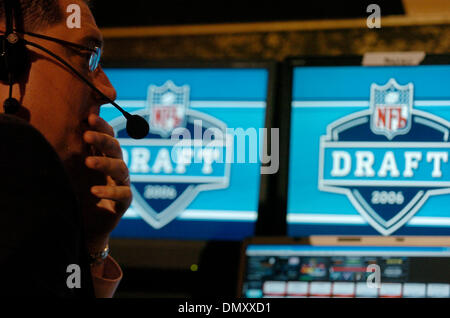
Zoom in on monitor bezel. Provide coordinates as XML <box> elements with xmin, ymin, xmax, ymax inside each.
<box><xmin>99</xmin><ymin>59</ymin><xmax>280</xmax><ymax>274</ymax></box>
<box><xmin>236</xmin><ymin>235</ymin><xmax>450</xmax><ymax>297</ymax></box>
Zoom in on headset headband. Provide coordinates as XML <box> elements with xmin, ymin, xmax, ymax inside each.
<box><xmin>4</xmin><ymin>0</ymin><xmax>14</xmax><ymax>35</ymax></box>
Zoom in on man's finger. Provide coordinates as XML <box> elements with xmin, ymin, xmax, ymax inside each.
<box><xmin>91</xmin><ymin>185</ymin><xmax>132</xmax><ymax>209</ymax></box>
<box><xmin>84</xmin><ymin>131</ymin><xmax>123</xmax><ymax>159</ymax></box>
<box><xmin>85</xmin><ymin>156</ymin><xmax>129</xmax><ymax>184</ymax></box>
<box><xmin>88</xmin><ymin>113</ymin><xmax>115</xmax><ymax>137</ymax></box>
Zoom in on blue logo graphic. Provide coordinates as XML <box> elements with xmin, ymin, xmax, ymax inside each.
<box><xmin>370</xmin><ymin>78</ymin><xmax>413</xmax><ymax>140</ymax></box>
<box><xmin>109</xmin><ymin>81</ymin><xmax>232</xmax><ymax>229</ymax></box>
<box><xmin>319</xmin><ymin>78</ymin><xmax>450</xmax><ymax>235</ymax></box>
<box><xmin>148</xmin><ymin>80</ymin><xmax>189</xmax><ymax>137</ymax></box>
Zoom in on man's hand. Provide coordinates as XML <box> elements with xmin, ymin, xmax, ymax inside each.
<box><xmin>82</xmin><ymin>113</ymin><xmax>132</xmax><ymax>252</ymax></box>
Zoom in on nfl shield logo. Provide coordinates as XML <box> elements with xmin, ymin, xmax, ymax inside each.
<box><xmin>319</xmin><ymin>77</ymin><xmax>450</xmax><ymax>236</ymax></box>
<box><xmin>109</xmin><ymin>80</ymin><xmax>231</xmax><ymax>229</ymax></box>
<box><xmin>148</xmin><ymin>80</ymin><xmax>189</xmax><ymax>137</ymax></box>
<box><xmin>370</xmin><ymin>78</ymin><xmax>413</xmax><ymax>139</ymax></box>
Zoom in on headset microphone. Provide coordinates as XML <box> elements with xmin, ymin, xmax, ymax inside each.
<box><xmin>99</xmin><ymin>96</ymin><xmax>150</xmax><ymax>140</ymax></box>
<box><xmin>123</xmin><ymin>113</ymin><xmax>150</xmax><ymax>140</ymax></box>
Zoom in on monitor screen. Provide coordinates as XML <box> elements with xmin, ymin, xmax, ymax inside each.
<box><xmin>287</xmin><ymin>58</ymin><xmax>450</xmax><ymax>236</ymax></box>
<box><xmin>100</xmin><ymin>65</ymin><xmax>271</xmax><ymax>240</ymax></box>
<box><xmin>241</xmin><ymin>244</ymin><xmax>450</xmax><ymax>298</ymax></box>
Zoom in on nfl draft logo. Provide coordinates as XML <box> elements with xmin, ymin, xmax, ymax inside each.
<box><xmin>319</xmin><ymin>78</ymin><xmax>450</xmax><ymax>235</ymax></box>
<box><xmin>109</xmin><ymin>80</ymin><xmax>232</xmax><ymax>229</ymax></box>
<box><xmin>148</xmin><ymin>80</ymin><xmax>189</xmax><ymax>137</ymax></box>
<box><xmin>370</xmin><ymin>78</ymin><xmax>413</xmax><ymax>140</ymax></box>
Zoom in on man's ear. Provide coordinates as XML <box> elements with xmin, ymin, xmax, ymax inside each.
<box><xmin>0</xmin><ymin>36</ymin><xmax>31</xmax><ymax>120</ymax></box>
<box><xmin>0</xmin><ymin>37</ymin><xmax>31</xmax><ymax>84</ymax></box>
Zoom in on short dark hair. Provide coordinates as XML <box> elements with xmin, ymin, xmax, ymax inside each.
<box><xmin>0</xmin><ymin>0</ymin><xmax>90</xmax><ymax>32</ymax></box>
<box><xmin>0</xmin><ymin>0</ymin><xmax>62</xmax><ymax>31</ymax></box>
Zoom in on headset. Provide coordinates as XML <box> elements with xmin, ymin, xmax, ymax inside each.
<box><xmin>0</xmin><ymin>0</ymin><xmax>149</xmax><ymax>139</ymax></box>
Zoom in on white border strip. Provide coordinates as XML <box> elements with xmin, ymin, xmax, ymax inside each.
<box><xmin>321</xmin><ymin>180</ymin><xmax>450</xmax><ymax>187</ymax></box>
<box><xmin>129</xmin><ymin>175</ymin><xmax>228</xmax><ymax>183</ymax></box>
<box><xmin>287</xmin><ymin>213</ymin><xmax>366</xmax><ymax>224</ymax></box>
<box><xmin>415</xmin><ymin>101</ymin><xmax>450</xmax><ymax>107</ymax></box>
<box><xmin>287</xmin><ymin>213</ymin><xmax>450</xmax><ymax>226</ymax></box>
<box><xmin>293</xmin><ymin>101</ymin><xmax>369</xmax><ymax>107</ymax></box>
<box><xmin>292</xmin><ymin>100</ymin><xmax>450</xmax><ymax>108</ymax></box>
<box><xmin>322</xmin><ymin>141</ymin><xmax>450</xmax><ymax>148</ymax></box>
<box><xmin>104</xmin><ymin>100</ymin><xmax>450</xmax><ymax>109</ymax></box>
<box><xmin>246</xmin><ymin>250</ymin><xmax>450</xmax><ymax>257</ymax></box>
<box><xmin>105</xmin><ymin>100</ymin><xmax>146</xmax><ymax>108</ymax></box>
<box><xmin>191</xmin><ymin>101</ymin><xmax>266</xmax><ymax>108</ymax></box>
<box><xmin>103</xmin><ymin>100</ymin><xmax>266</xmax><ymax>109</ymax></box>
<box><xmin>178</xmin><ymin>209</ymin><xmax>258</xmax><ymax>221</ymax></box>
<box><xmin>408</xmin><ymin>217</ymin><xmax>450</xmax><ymax>226</ymax></box>
<box><xmin>122</xmin><ymin>208</ymin><xmax>257</xmax><ymax>221</ymax></box>
<box><xmin>118</xmin><ymin>138</ymin><xmax>228</xmax><ymax>146</ymax></box>
<box><xmin>122</xmin><ymin>208</ymin><xmax>450</xmax><ymax>226</ymax></box>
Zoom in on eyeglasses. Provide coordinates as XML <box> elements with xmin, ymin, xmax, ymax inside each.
<box><xmin>12</xmin><ymin>29</ymin><xmax>102</xmax><ymax>72</ymax></box>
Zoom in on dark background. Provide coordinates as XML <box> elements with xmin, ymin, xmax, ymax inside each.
<box><xmin>90</xmin><ymin>0</ymin><xmax>405</xmax><ymax>28</ymax></box>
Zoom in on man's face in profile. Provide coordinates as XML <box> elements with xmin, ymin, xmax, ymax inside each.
<box><xmin>19</xmin><ymin>0</ymin><xmax>116</xmax><ymax>162</ymax></box>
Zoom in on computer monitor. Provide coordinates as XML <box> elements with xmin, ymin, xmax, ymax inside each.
<box><xmin>238</xmin><ymin>237</ymin><xmax>450</xmax><ymax>298</ymax></box>
<box><xmin>286</xmin><ymin>54</ymin><xmax>450</xmax><ymax>237</ymax></box>
<box><xmin>100</xmin><ymin>61</ymin><xmax>276</xmax><ymax>241</ymax></box>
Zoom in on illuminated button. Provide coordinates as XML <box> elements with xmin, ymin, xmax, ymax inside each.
<box><xmin>403</xmin><ymin>283</ymin><xmax>426</xmax><ymax>298</ymax></box>
<box><xmin>263</xmin><ymin>281</ymin><xmax>286</xmax><ymax>297</ymax></box>
<box><xmin>286</xmin><ymin>282</ymin><xmax>309</xmax><ymax>297</ymax></box>
<box><xmin>332</xmin><ymin>282</ymin><xmax>356</xmax><ymax>297</ymax></box>
<box><xmin>379</xmin><ymin>283</ymin><xmax>402</xmax><ymax>298</ymax></box>
<box><xmin>246</xmin><ymin>289</ymin><xmax>263</xmax><ymax>298</ymax></box>
<box><xmin>309</xmin><ymin>282</ymin><xmax>332</xmax><ymax>297</ymax></box>
<box><xmin>427</xmin><ymin>284</ymin><xmax>450</xmax><ymax>298</ymax></box>
<box><xmin>355</xmin><ymin>282</ymin><xmax>378</xmax><ymax>298</ymax></box>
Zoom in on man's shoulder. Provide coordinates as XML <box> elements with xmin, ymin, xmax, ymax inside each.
<box><xmin>0</xmin><ymin>114</ymin><xmax>58</xmax><ymax>157</ymax></box>
<box><xmin>0</xmin><ymin>114</ymin><xmax>94</xmax><ymax>298</ymax></box>
<box><xmin>0</xmin><ymin>114</ymin><xmax>70</xmax><ymax>198</ymax></box>
<box><xmin>0</xmin><ymin>113</ymin><xmax>80</xmax><ymax>224</ymax></box>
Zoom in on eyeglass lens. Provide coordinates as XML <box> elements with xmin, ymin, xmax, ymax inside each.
<box><xmin>89</xmin><ymin>47</ymin><xmax>101</xmax><ymax>72</ymax></box>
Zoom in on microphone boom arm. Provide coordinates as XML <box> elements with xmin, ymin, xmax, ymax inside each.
<box><xmin>23</xmin><ymin>39</ymin><xmax>149</xmax><ymax>139</ymax></box>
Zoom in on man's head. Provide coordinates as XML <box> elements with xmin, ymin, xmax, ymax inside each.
<box><xmin>0</xmin><ymin>0</ymin><xmax>116</xmax><ymax>162</ymax></box>
<box><xmin>0</xmin><ymin>0</ymin><xmax>62</xmax><ymax>32</ymax></box>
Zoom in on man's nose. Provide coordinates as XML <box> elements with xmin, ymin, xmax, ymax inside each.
<box><xmin>93</xmin><ymin>66</ymin><xmax>117</xmax><ymax>103</ymax></box>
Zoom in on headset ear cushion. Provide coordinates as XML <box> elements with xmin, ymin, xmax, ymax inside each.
<box><xmin>0</xmin><ymin>36</ymin><xmax>9</xmax><ymax>82</ymax></box>
<box><xmin>0</xmin><ymin>36</ymin><xmax>30</xmax><ymax>83</ymax></box>
<box><xmin>3</xmin><ymin>97</ymin><xmax>21</xmax><ymax>114</ymax></box>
